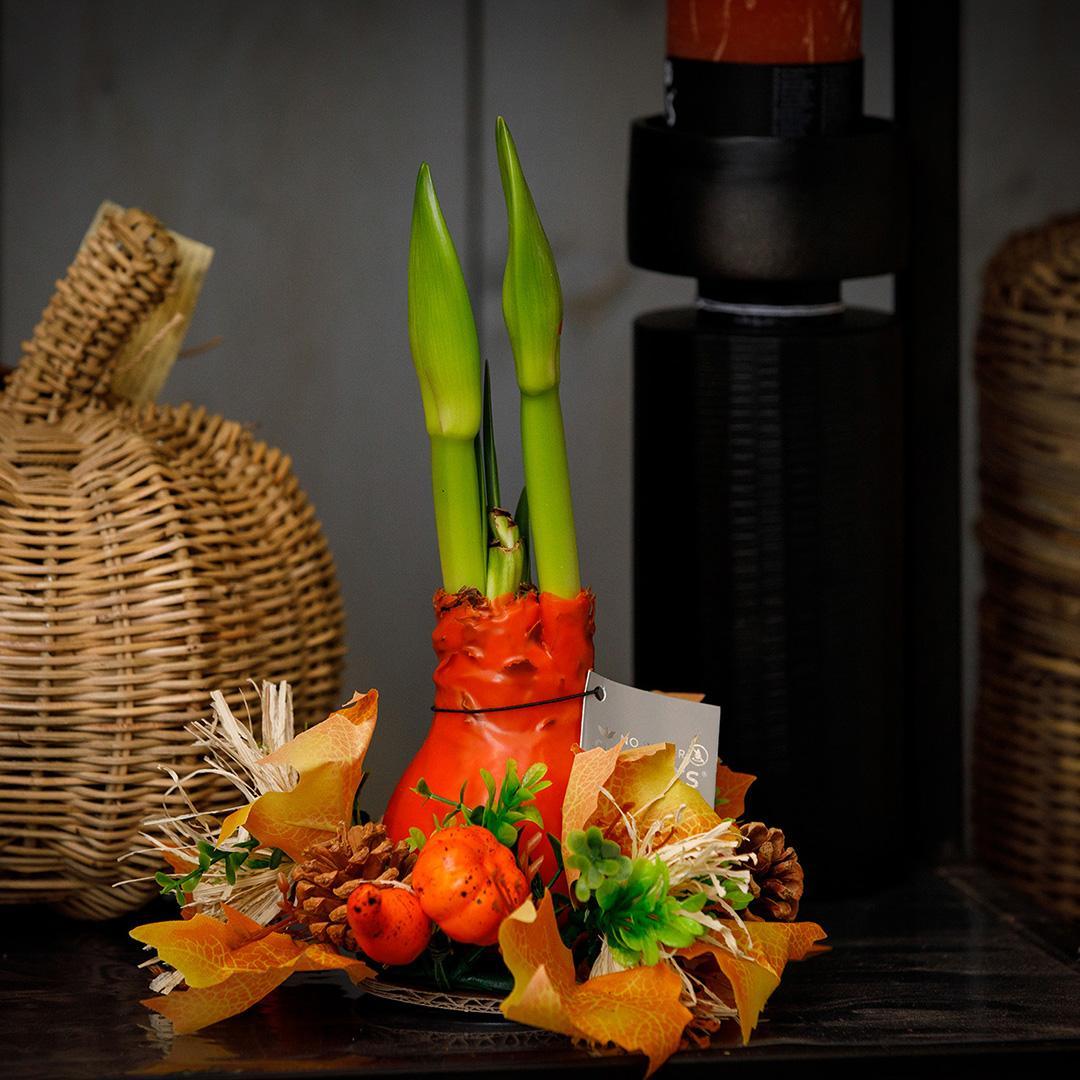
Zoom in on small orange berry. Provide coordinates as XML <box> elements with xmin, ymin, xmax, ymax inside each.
<box><xmin>346</xmin><ymin>883</ymin><xmax>432</xmax><ymax>966</ymax></box>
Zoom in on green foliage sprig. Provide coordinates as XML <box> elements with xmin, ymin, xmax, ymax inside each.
<box><xmin>155</xmin><ymin>838</ymin><xmax>285</xmax><ymax>904</ymax></box>
<box><xmin>409</xmin><ymin>759</ymin><xmax>551</xmax><ymax>848</ymax></box>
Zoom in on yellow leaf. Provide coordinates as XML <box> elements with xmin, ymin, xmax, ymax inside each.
<box><xmin>680</xmin><ymin>921</ymin><xmax>827</xmax><ymax>1044</ymax></box>
<box><xmin>132</xmin><ymin>906</ymin><xmax>373</xmax><ymax>1035</ymax></box>
<box><xmin>598</xmin><ymin>743</ymin><xmax>721</xmax><ymax>849</ymax></box>
<box><xmin>218</xmin><ymin>690</ymin><xmax>378</xmax><ymax>859</ymax></box>
<box><xmin>499</xmin><ymin>894</ymin><xmax>691</xmax><ymax>1076</ymax></box>
<box><xmin>563</xmin><ymin>741</ymin><xmax>725</xmax><ymax>857</ymax></box>
<box><xmin>132</xmin><ymin>906</ymin><xmax>269</xmax><ymax>988</ymax></box>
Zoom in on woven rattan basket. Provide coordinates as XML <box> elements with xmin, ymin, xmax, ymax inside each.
<box><xmin>974</xmin><ymin>213</ymin><xmax>1080</xmax><ymax>920</ymax></box>
<box><xmin>0</xmin><ymin>205</ymin><xmax>345</xmax><ymax>919</ymax></box>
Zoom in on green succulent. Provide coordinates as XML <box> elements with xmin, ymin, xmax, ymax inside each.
<box><xmin>720</xmin><ymin>878</ymin><xmax>756</xmax><ymax>912</ymax></box>
<box><xmin>565</xmin><ymin>827</ymin><xmax>709</xmax><ymax>967</ymax></box>
<box><xmin>565</xmin><ymin>826</ymin><xmax>632</xmax><ymax>903</ymax></box>
<box><xmin>598</xmin><ymin>855</ymin><xmax>708</xmax><ymax>968</ymax></box>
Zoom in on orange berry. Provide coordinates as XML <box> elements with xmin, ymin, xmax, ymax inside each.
<box><xmin>346</xmin><ymin>883</ymin><xmax>432</xmax><ymax>966</ymax></box>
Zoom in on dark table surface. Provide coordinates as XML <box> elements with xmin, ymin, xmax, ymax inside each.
<box><xmin>4</xmin><ymin>865</ymin><xmax>1079</xmax><ymax>1079</ymax></box>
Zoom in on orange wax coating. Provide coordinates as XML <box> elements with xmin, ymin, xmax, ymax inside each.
<box><xmin>383</xmin><ymin>587</ymin><xmax>595</xmax><ymax>868</ymax></box>
<box><xmin>667</xmin><ymin>0</ymin><xmax>862</xmax><ymax>64</ymax></box>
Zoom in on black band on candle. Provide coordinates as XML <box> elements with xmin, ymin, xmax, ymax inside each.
<box><xmin>431</xmin><ymin>687</ymin><xmax>603</xmax><ymax>715</ymax></box>
<box><xmin>665</xmin><ymin>57</ymin><xmax>864</xmax><ymax>137</ymax></box>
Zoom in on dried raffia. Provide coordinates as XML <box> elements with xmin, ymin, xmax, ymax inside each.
<box><xmin>125</xmin><ymin>681</ymin><xmax>300</xmax><ymax>927</ymax></box>
<box><xmin>0</xmin><ymin>205</ymin><xmax>344</xmax><ymax>919</ymax></box>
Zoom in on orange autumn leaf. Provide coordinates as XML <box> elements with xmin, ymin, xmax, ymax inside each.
<box><xmin>162</xmin><ymin>846</ymin><xmax>196</xmax><ymax>876</ymax></box>
<box><xmin>714</xmin><ymin>762</ymin><xmax>756</xmax><ymax>819</ymax></box>
<box><xmin>132</xmin><ymin>905</ymin><xmax>269</xmax><ymax>988</ymax></box>
<box><xmin>499</xmin><ymin>893</ymin><xmax>579</xmax><ymax>1037</ymax></box>
<box><xmin>132</xmin><ymin>905</ymin><xmax>373</xmax><ymax>1035</ymax></box>
<box><xmin>689</xmin><ymin>941</ymin><xmax>779</xmax><ymax>1046</ymax></box>
<box><xmin>744</xmin><ymin>919</ymin><xmax>829</xmax><ymax>973</ymax></box>
<box><xmin>218</xmin><ymin>690</ymin><xmax>378</xmax><ymax>859</ymax></box>
<box><xmin>143</xmin><ymin>944</ymin><xmax>372</xmax><ymax>1035</ymax></box>
<box><xmin>680</xmin><ymin>920</ymin><xmax>827</xmax><ymax>1044</ymax></box>
<box><xmin>572</xmin><ymin>965</ymin><xmax>692</xmax><ymax>1073</ymax></box>
<box><xmin>144</xmin><ymin>968</ymin><xmax>296</xmax><ymax>1035</ymax></box>
<box><xmin>499</xmin><ymin>894</ymin><xmax>691</xmax><ymax>1076</ymax></box>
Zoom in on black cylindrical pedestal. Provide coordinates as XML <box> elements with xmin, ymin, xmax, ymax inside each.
<box><xmin>633</xmin><ymin>307</ymin><xmax>903</xmax><ymax>888</ymax></box>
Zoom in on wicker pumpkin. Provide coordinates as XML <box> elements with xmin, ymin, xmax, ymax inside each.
<box><xmin>0</xmin><ymin>206</ymin><xmax>345</xmax><ymax>919</ymax></box>
<box><xmin>974</xmin><ymin>213</ymin><xmax>1080</xmax><ymax>920</ymax></box>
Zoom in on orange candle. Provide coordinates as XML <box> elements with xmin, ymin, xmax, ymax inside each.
<box><xmin>667</xmin><ymin>0</ymin><xmax>862</xmax><ymax>65</ymax></box>
<box><xmin>383</xmin><ymin>588</ymin><xmax>595</xmax><ymax>873</ymax></box>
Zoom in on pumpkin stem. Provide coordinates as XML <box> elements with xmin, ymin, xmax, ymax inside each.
<box><xmin>2</xmin><ymin>203</ymin><xmax>212</xmax><ymax>424</ymax></box>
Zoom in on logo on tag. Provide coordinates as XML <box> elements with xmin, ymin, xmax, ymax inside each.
<box><xmin>578</xmin><ymin>671</ymin><xmax>721</xmax><ymax>806</ymax></box>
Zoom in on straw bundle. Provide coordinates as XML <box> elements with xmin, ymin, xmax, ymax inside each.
<box><xmin>0</xmin><ymin>205</ymin><xmax>345</xmax><ymax>918</ymax></box>
<box><xmin>974</xmin><ymin>213</ymin><xmax>1080</xmax><ymax>919</ymax></box>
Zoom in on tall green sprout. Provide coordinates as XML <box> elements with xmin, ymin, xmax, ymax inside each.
<box><xmin>408</xmin><ymin>124</ymin><xmax>580</xmax><ymax>601</ymax></box>
<box><xmin>408</xmin><ymin>164</ymin><xmax>486</xmax><ymax>592</ymax></box>
<box><xmin>496</xmin><ymin>116</ymin><xmax>581</xmax><ymax>598</ymax></box>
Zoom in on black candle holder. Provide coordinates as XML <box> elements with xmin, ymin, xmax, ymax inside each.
<box><xmin>628</xmin><ymin>53</ymin><xmax>908</xmax><ymax>890</ymax></box>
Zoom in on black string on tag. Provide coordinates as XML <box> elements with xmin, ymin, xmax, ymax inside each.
<box><xmin>431</xmin><ymin>686</ymin><xmax>604</xmax><ymax>715</ymax></box>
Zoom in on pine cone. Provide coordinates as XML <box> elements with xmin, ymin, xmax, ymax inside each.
<box><xmin>290</xmin><ymin>822</ymin><xmax>417</xmax><ymax>951</ymax></box>
<box><xmin>737</xmin><ymin>821</ymin><xmax>804</xmax><ymax>921</ymax></box>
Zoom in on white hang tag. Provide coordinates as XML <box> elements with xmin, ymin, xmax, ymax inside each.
<box><xmin>579</xmin><ymin>670</ymin><xmax>721</xmax><ymax>806</ymax></box>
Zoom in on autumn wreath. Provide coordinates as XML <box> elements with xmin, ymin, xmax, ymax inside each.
<box><xmin>130</xmin><ymin>683</ymin><xmax>824</xmax><ymax>1075</ymax></box>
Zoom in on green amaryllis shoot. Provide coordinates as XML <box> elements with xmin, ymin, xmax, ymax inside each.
<box><xmin>496</xmin><ymin>116</ymin><xmax>581</xmax><ymax>599</ymax></box>
<box><xmin>486</xmin><ymin>509</ymin><xmax>525</xmax><ymax>599</ymax></box>
<box><xmin>408</xmin><ymin>163</ymin><xmax>486</xmax><ymax>592</ymax></box>
<box><xmin>481</xmin><ymin>362</ymin><xmax>501</xmax><ymax>516</ymax></box>
<box><xmin>481</xmin><ymin>362</ymin><xmax>529</xmax><ymax>599</ymax></box>
<box><xmin>513</xmin><ymin>485</ymin><xmax>532</xmax><ymax>586</ymax></box>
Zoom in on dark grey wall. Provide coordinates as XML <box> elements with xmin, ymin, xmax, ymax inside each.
<box><xmin>959</xmin><ymin>0</ymin><xmax>1080</xmax><ymax>792</ymax></box>
<box><xmin>3</xmin><ymin>0</ymin><xmax>1078</xmax><ymax>822</ymax></box>
<box><xmin>1</xmin><ymin>0</ymin><xmax>690</xmax><ymax>812</ymax></box>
